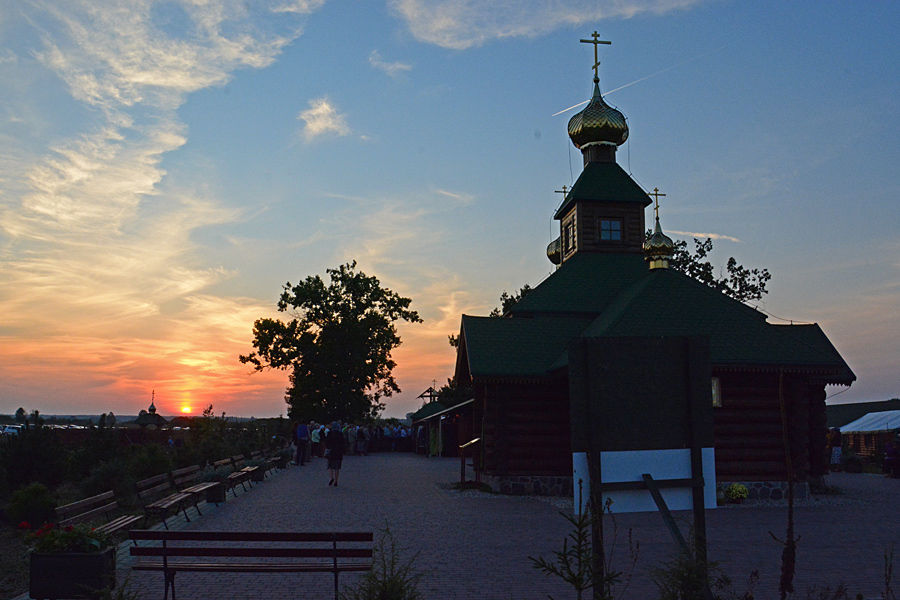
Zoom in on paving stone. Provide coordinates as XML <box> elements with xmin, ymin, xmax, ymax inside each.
<box><xmin>31</xmin><ymin>457</ymin><xmax>896</xmax><ymax>600</ymax></box>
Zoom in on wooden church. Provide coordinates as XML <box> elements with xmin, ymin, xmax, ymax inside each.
<box><xmin>453</xmin><ymin>39</ymin><xmax>854</xmax><ymax>498</ymax></box>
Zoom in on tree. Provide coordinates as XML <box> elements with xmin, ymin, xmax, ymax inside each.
<box><xmin>489</xmin><ymin>284</ymin><xmax>533</xmax><ymax>317</ymax></box>
<box><xmin>15</xmin><ymin>407</ymin><xmax>26</xmax><ymax>423</ymax></box>
<box><xmin>663</xmin><ymin>235</ymin><xmax>771</xmax><ymax>303</ymax></box>
<box><xmin>240</xmin><ymin>261</ymin><xmax>422</xmax><ymax>423</ymax></box>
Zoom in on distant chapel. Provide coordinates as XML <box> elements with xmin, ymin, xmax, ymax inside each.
<box><xmin>453</xmin><ymin>37</ymin><xmax>854</xmax><ymax>497</ymax></box>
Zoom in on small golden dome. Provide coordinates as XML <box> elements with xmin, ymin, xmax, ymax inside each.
<box><xmin>568</xmin><ymin>78</ymin><xmax>629</xmax><ymax>149</ymax></box>
<box><xmin>547</xmin><ymin>237</ymin><xmax>561</xmax><ymax>265</ymax></box>
<box><xmin>644</xmin><ymin>217</ymin><xmax>675</xmax><ymax>270</ymax></box>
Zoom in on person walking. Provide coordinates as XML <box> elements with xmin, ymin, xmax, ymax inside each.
<box><xmin>294</xmin><ymin>421</ymin><xmax>309</xmax><ymax>465</ymax></box>
<box><xmin>325</xmin><ymin>421</ymin><xmax>345</xmax><ymax>487</ymax></box>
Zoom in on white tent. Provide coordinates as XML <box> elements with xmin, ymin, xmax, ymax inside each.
<box><xmin>840</xmin><ymin>410</ymin><xmax>900</xmax><ymax>433</ymax></box>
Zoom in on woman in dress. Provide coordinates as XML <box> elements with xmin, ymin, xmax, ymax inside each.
<box><xmin>325</xmin><ymin>421</ymin><xmax>345</xmax><ymax>487</ymax></box>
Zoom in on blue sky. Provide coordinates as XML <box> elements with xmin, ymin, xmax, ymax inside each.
<box><xmin>0</xmin><ymin>0</ymin><xmax>897</xmax><ymax>418</ymax></box>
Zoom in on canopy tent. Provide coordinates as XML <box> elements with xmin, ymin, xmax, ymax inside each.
<box><xmin>840</xmin><ymin>410</ymin><xmax>900</xmax><ymax>433</ymax></box>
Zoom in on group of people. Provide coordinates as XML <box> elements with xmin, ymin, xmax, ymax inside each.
<box><xmin>289</xmin><ymin>421</ymin><xmax>416</xmax><ymax>486</ymax></box>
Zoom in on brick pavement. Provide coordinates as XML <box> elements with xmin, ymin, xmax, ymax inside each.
<box><xmin>53</xmin><ymin>455</ymin><xmax>899</xmax><ymax>599</ymax></box>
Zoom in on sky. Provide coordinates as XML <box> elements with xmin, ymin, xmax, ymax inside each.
<box><xmin>1</xmin><ymin>1</ymin><xmax>898</xmax><ymax>419</ymax></box>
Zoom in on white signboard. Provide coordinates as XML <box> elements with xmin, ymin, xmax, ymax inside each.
<box><xmin>572</xmin><ymin>448</ymin><xmax>716</xmax><ymax>515</ymax></box>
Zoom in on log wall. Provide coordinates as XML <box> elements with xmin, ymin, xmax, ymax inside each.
<box><xmin>473</xmin><ymin>370</ymin><xmax>825</xmax><ymax>484</ymax></box>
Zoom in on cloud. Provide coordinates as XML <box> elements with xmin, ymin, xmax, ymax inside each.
<box><xmin>669</xmin><ymin>230</ymin><xmax>741</xmax><ymax>243</ymax></box>
<box><xmin>368</xmin><ymin>50</ymin><xmax>412</xmax><ymax>77</ymax></box>
<box><xmin>298</xmin><ymin>96</ymin><xmax>351</xmax><ymax>141</ymax></box>
<box><xmin>0</xmin><ymin>1</ymin><xmax>321</xmax><ymax>415</ymax></box>
<box><xmin>389</xmin><ymin>0</ymin><xmax>704</xmax><ymax>50</ymax></box>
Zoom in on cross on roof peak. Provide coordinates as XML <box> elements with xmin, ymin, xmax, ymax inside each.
<box><xmin>579</xmin><ymin>32</ymin><xmax>611</xmax><ymax>79</ymax></box>
<box><xmin>649</xmin><ymin>187</ymin><xmax>666</xmax><ymax>220</ymax></box>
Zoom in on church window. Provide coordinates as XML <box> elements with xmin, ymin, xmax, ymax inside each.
<box><xmin>599</xmin><ymin>219</ymin><xmax>622</xmax><ymax>241</ymax></box>
<box><xmin>564</xmin><ymin>221</ymin><xmax>575</xmax><ymax>252</ymax></box>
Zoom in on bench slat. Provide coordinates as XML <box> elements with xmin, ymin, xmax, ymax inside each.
<box><xmin>58</xmin><ymin>501</ymin><xmax>118</xmax><ymax>528</ymax></box>
<box><xmin>56</xmin><ymin>491</ymin><xmax>115</xmax><ymax>518</ymax></box>
<box><xmin>130</xmin><ymin>530</ymin><xmax>373</xmax><ymax>542</ymax></box>
<box><xmin>131</xmin><ymin>547</ymin><xmax>373</xmax><ymax>558</ymax></box>
<box><xmin>132</xmin><ymin>561</ymin><xmax>373</xmax><ymax>573</ymax></box>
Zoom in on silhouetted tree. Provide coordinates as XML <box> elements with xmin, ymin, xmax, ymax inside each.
<box><xmin>241</xmin><ymin>262</ymin><xmax>422</xmax><ymax>423</ymax></box>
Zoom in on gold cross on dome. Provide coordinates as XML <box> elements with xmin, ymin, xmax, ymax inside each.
<box><xmin>554</xmin><ymin>185</ymin><xmax>569</xmax><ymax>199</ymax></box>
<box><xmin>580</xmin><ymin>32</ymin><xmax>611</xmax><ymax>79</ymax></box>
<box><xmin>649</xmin><ymin>187</ymin><xmax>666</xmax><ymax>220</ymax></box>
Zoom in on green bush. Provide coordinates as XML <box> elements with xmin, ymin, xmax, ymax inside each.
<box><xmin>80</xmin><ymin>458</ymin><xmax>135</xmax><ymax>505</ymax></box>
<box><xmin>6</xmin><ymin>483</ymin><xmax>57</xmax><ymax>527</ymax></box>
<box><xmin>0</xmin><ymin>424</ymin><xmax>67</xmax><ymax>488</ymax></box>
<box><xmin>341</xmin><ymin>525</ymin><xmax>423</xmax><ymax>600</ymax></box>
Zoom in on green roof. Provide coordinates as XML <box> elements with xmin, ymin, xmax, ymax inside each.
<box><xmin>461</xmin><ymin>315</ymin><xmax>594</xmax><ymax>377</ymax></box>
<box><xmin>510</xmin><ymin>252</ymin><xmax>648</xmax><ymax>317</ymax></box>
<box><xmin>461</xmin><ymin>255</ymin><xmax>854</xmax><ymax>384</ymax></box>
<box><xmin>578</xmin><ymin>269</ymin><xmax>855</xmax><ymax>382</ymax></box>
<box><xmin>409</xmin><ymin>401</ymin><xmax>446</xmax><ymax>421</ymax></box>
<box><xmin>554</xmin><ymin>161</ymin><xmax>651</xmax><ymax>220</ymax></box>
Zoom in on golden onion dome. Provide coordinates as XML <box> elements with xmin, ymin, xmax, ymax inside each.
<box><xmin>644</xmin><ymin>217</ymin><xmax>675</xmax><ymax>270</ymax></box>
<box><xmin>547</xmin><ymin>237</ymin><xmax>561</xmax><ymax>265</ymax></box>
<box><xmin>568</xmin><ymin>77</ymin><xmax>629</xmax><ymax>149</ymax></box>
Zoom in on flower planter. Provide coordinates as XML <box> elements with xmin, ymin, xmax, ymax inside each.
<box><xmin>30</xmin><ymin>546</ymin><xmax>116</xmax><ymax>599</ymax></box>
<box><xmin>250</xmin><ymin>466</ymin><xmax>266</xmax><ymax>482</ymax></box>
<box><xmin>275</xmin><ymin>455</ymin><xmax>289</xmax><ymax>469</ymax></box>
<box><xmin>206</xmin><ymin>481</ymin><xmax>226</xmax><ymax>504</ymax></box>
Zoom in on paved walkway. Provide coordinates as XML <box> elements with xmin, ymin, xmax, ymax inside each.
<box><xmin>92</xmin><ymin>455</ymin><xmax>897</xmax><ymax>599</ymax></box>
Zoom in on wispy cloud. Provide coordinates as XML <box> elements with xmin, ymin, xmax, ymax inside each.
<box><xmin>368</xmin><ymin>50</ymin><xmax>412</xmax><ymax>77</ymax></box>
<box><xmin>669</xmin><ymin>230</ymin><xmax>741</xmax><ymax>243</ymax></box>
<box><xmin>298</xmin><ymin>96</ymin><xmax>351</xmax><ymax>141</ymax></box>
<box><xmin>0</xmin><ymin>0</ymin><xmax>321</xmax><ymax>414</ymax></box>
<box><xmin>389</xmin><ymin>0</ymin><xmax>704</xmax><ymax>50</ymax></box>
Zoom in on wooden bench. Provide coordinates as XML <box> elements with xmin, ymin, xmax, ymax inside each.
<box><xmin>56</xmin><ymin>490</ymin><xmax>142</xmax><ymax>538</ymax></box>
<box><xmin>224</xmin><ymin>455</ymin><xmax>254</xmax><ymax>494</ymax></box>
<box><xmin>130</xmin><ymin>530</ymin><xmax>373</xmax><ymax>600</ymax></box>
<box><xmin>234</xmin><ymin>453</ymin><xmax>263</xmax><ymax>483</ymax></box>
<box><xmin>211</xmin><ymin>457</ymin><xmax>244</xmax><ymax>498</ymax></box>
<box><xmin>135</xmin><ymin>473</ymin><xmax>193</xmax><ymax>530</ymax></box>
<box><xmin>249</xmin><ymin>450</ymin><xmax>278</xmax><ymax>477</ymax></box>
<box><xmin>170</xmin><ymin>465</ymin><xmax>221</xmax><ymax>507</ymax></box>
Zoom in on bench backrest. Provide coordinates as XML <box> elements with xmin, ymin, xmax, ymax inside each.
<box><xmin>136</xmin><ymin>473</ymin><xmax>175</xmax><ymax>504</ymax></box>
<box><xmin>212</xmin><ymin>458</ymin><xmax>232</xmax><ymax>470</ymax></box>
<box><xmin>230</xmin><ymin>455</ymin><xmax>246</xmax><ymax>468</ymax></box>
<box><xmin>56</xmin><ymin>491</ymin><xmax>117</xmax><ymax>528</ymax></box>
<box><xmin>130</xmin><ymin>530</ymin><xmax>373</xmax><ymax>559</ymax></box>
<box><xmin>170</xmin><ymin>465</ymin><xmax>201</xmax><ymax>489</ymax></box>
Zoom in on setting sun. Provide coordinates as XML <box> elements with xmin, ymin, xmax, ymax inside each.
<box><xmin>181</xmin><ymin>407</ymin><xmax>192</xmax><ymax>414</ymax></box>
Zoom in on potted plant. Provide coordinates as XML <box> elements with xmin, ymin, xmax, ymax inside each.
<box><xmin>199</xmin><ymin>465</ymin><xmax>231</xmax><ymax>503</ymax></box>
<box><xmin>245</xmin><ymin>459</ymin><xmax>267</xmax><ymax>482</ymax></box>
<box><xmin>275</xmin><ymin>448</ymin><xmax>292</xmax><ymax>469</ymax></box>
<box><xmin>27</xmin><ymin>522</ymin><xmax>116</xmax><ymax>599</ymax></box>
<box><xmin>724</xmin><ymin>483</ymin><xmax>749</xmax><ymax>504</ymax></box>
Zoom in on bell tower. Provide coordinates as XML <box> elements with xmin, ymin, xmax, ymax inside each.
<box><xmin>548</xmin><ymin>34</ymin><xmax>650</xmax><ymax>266</ymax></box>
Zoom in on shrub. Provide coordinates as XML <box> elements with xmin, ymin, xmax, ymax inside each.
<box><xmin>0</xmin><ymin>424</ymin><xmax>67</xmax><ymax>488</ymax></box>
<box><xmin>6</xmin><ymin>482</ymin><xmax>57</xmax><ymax>527</ymax></box>
<box><xmin>80</xmin><ymin>458</ymin><xmax>135</xmax><ymax>505</ymax></box>
<box><xmin>724</xmin><ymin>484</ymin><xmax>749</xmax><ymax>502</ymax></box>
<box><xmin>341</xmin><ymin>525</ymin><xmax>424</xmax><ymax>600</ymax></box>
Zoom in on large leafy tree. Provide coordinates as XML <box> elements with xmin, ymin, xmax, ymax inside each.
<box><xmin>240</xmin><ymin>262</ymin><xmax>421</xmax><ymax>423</ymax></box>
<box><xmin>667</xmin><ymin>236</ymin><xmax>771</xmax><ymax>303</ymax></box>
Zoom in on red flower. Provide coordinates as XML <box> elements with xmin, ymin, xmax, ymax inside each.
<box><xmin>18</xmin><ymin>521</ymin><xmax>30</xmax><ymax>530</ymax></box>
<box><xmin>64</xmin><ymin>525</ymin><xmax>74</xmax><ymax>532</ymax></box>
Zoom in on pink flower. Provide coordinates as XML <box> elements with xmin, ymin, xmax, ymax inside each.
<box><xmin>18</xmin><ymin>521</ymin><xmax>30</xmax><ymax>530</ymax></box>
